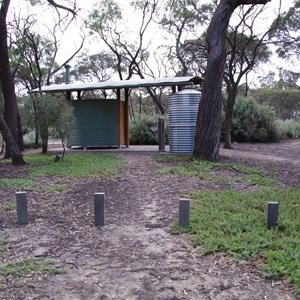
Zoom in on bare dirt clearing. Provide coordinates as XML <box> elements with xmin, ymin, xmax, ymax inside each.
<box><xmin>0</xmin><ymin>139</ymin><xmax>299</xmax><ymax>299</ymax></box>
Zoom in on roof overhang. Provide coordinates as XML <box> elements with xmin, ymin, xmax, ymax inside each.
<box><xmin>30</xmin><ymin>76</ymin><xmax>202</xmax><ymax>93</ymax></box>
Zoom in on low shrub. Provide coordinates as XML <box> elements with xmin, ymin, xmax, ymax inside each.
<box><xmin>130</xmin><ymin>114</ymin><xmax>168</xmax><ymax>145</ymax></box>
<box><xmin>274</xmin><ymin>119</ymin><xmax>300</xmax><ymax>139</ymax></box>
<box><xmin>230</xmin><ymin>97</ymin><xmax>279</xmax><ymax>143</ymax></box>
<box><xmin>23</xmin><ymin>131</ymin><xmax>41</xmax><ymax>149</ymax></box>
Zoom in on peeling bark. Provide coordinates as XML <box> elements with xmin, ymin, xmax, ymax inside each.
<box><xmin>193</xmin><ymin>0</ymin><xmax>271</xmax><ymax>161</ymax></box>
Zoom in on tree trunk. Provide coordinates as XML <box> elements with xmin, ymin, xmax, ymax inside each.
<box><xmin>42</xmin><ymin>139</ymin><xmax>48</xmax><ymax>154</ymax></box>
<box><xmin>41</xmin><ymin>127</ymin><xmax>49</xmax><ymax>154</ymax></box>
<box><xmin>0</xmin><ymin>115</ymin><xmax>26</xmax><ymax>165</ymax></box>
<box><xmin>34</xmin><ymin>128</ymin><xmax>39</xmax><ymax>149</ymax></box>
<box><xmin>193</xmin><ymin>0</ymin><xmax>271</xmax><ymax>161</ymax></box>
<box><xmin>17</xmin><ymin>109</ymin><xmax>24</xmax><ymax>151</ymax></box>
<box><xmin>224</xmin><ymin>85</ymin><xmax>238</xmax><ymax>149</ymax></box>
<box><xmin>0</xmin><ymin>1</ymin><xmax>23</xmax><ymax>161</ymax></box>
<box><xmin>193</xmin><ymin>1</ymin><xmax>236</xmax><ymax>161</ymax></box>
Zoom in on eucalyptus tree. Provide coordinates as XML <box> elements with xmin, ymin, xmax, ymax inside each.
<box><xmin>0</xmin><ymin>0</ymin><xmax>25</xmax><ymax>164</ymax></box>
<box><xmin>160</xmin><ymin>1</ymin><xmax>277</xmax><ymax>150</ymax></box>
<box><xmin>222</xmin><ymin>4</ymin><xmax>275</xmax><ymax>149</ymax></box>
<box><xmin>88</xmin><ymin>0</ymin><xmax>166</xmax><ymax>114</ymax></box>
<box><xmin>159</xmin><ymin>0</ymin><xmax>213</xmax><ymax>77</ymax></box>
<box><xmin>71</xmin><ymin>52</ymin><xmax>119</xmax><ymax>99</ymax></box>
<box><xmin>10</xmin><ymin>13</ymin><xmax>85</xmax><ymax>91</ymax></box>
<box><xmin>0</xmin><ymin>0</ymin><xmax>78</xmax><ymax>163</ymax></box>
<box><xmin>270</xmin><ymin>0</ymin><xmax>300</xmax><ymax>60</ymax></box>
<box><xmin>9</xmin><ymin>12</ymin><xmax>84</xmax><ymax>152</ymax></box>
<box><xmin>193</xmin><ymin>0</ymin><xmax>272</xmax><ymax>162</ymax></box>
<box><xmin>269</xmin><ymin>1</ymin><xmax>300</xmax><ymax>89</ymax></box>
<box><xmin>253</xmin><ymin>88</ymin><xmax>300</xmax><ymax>120</ymax></box>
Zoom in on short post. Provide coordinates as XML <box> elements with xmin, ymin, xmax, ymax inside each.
<box><xmin>179</xmin><ymin>198</ymin><xmax>190</xmax><ymax>227</ymax></box>
<box><xmin>158</xmin><ymin>118</ymin><xmax>165</xmax><ymax>152</ymax></box>
<box><xmin>94</xmin><ymin>193</ymin><xmax>105</xmax><ymax>226</ymax></box>
<box><xmin>16</xmin><ymin>192</ymin><xmax>28</xmax><ymax>225</ymax></box>
<box><xmin>267</xmin><ymin>202</ymin><xmax>279</xmax><ymax>229</ymax></box>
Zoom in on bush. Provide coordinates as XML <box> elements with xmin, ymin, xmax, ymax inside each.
<box><xmin>130</xmin><ymin>114</ymin><xmax>168</xmax><ymax>145</ymax></box>
<box><xmin>230</xmin><ymin>97</ymin><xmax>279</xmax><ymax>143</ymax></box>
<box><xmin>274</xmin><ymin>119</ymin><xmax>300</xmax><ymax>138</ymax></box>
<box><xmin>252</xmin><ymin>89</ymin><xmax>300</xmax><ymax>120</ymax></box>
<box><xmin>23</xmin><ymin>131</ymin><xmax>42</xmax><ymax>149</ymax></box>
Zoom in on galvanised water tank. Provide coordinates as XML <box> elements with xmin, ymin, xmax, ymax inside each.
<box><xmin>168</xmin><ymin>89</ymin><xmax>201</xmax><ymax>153</ymax></box>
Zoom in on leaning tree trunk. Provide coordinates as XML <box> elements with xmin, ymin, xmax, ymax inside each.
<box><xmin>193</xmin><ymin>0</ymin><xmax>272</xmax><ymax>161</ymax></box>
<box><xmin>0</xmin><ymin>1</ymin><xmax>24</xmax><ymax>161</ymax></box>
<box><xmin>0</xmin><ymin>115</ymin><xmax>26</xmax><ymax>165</ymax></box>
<box><xmin>193</xmin><ymin>1</ymin><xmax>235</xmax><ymax>161</ymax></box>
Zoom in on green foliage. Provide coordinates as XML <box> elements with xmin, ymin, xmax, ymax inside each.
<box><xmin>89</xmin><ymin>0</ymin><xmax>122</xmax><ymax>33</ymax></box>
<box><xmin>130</xmin><ymin>114</ymin><xmax>167</xmax><ymax>145</ymax></box>
<box><xmin>0</xmin><ymin>258</ymin><xmax>66</xmax><ymax>280</ymax></box>
<box><xmin>22</xmin><ymin>95</ymin><xmax>73</xmax><ymax>149</ymax></box>
<box><xmin>175</xmin><ymin>188</ymin><xmax>300</xmax><ymax>295</ymax></box>
<box><xmin>23</xmin><ymin>131</ymin><xmax>41</xmax><ymax>149</ymax></box>
<box><xmin>269</xmin><ymin>1</ymin><xmax>300</xmax><ymax>60</ymax></box>
<box><xmin>252</xmin><ymin>89</ymin><xmax>300</xmax><ymax>120</ymax></box>
<box><xmin>72</xmin><ymin>52</ymin><xmax>118</xmax><ymax>84</ymax></box>
<box><xmin>0</xmin><ymin>178</ymin><xmax>36</xmax><ymax>189</ymax></box>
<box><xmin>230</xmin><ymin>97</ymin><xmax>279</xmax><ymax>143</ymax></box>
<box><xmin>27</xmin><ymin>153</ymin><xmax>125</xmax><ymax>178</ymax></box>
<box><xmin>274</xmin><ymin>119</ymin><xmax>300</xmax><ymax>138</ymax></box>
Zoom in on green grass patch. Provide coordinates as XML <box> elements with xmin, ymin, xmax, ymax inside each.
<box><xmin>0</xmin><ymin>201</ymin><xmax>16</xmax><ymax>212</ymax></box>
<box><xmin>157</xmin><ymin>159</ymin><xmax>274</xmax><ymax>187</ymax></box>
<box><xmin>27</xmin><ymin>153</ymin><xmax>125</xmax><ymax>178</ymax></box>
<box><xmin>157</xmin><ymin>159</ymin><xmax>214</xmax><ymax>179</ymax></box>
<box><xmin>0</xmin><ymin>178</ymin><xmax>36</xmax><ymax>189</ymax></box>
<box><xmin>0</xmin><ymin>258</ymin><xmax>67</xmax><ymax>280</ymax></box>
<box><xmin>175</xmin><ymin>188</ymin><xmax>300</xmax><ymax>295</ymax></box>
<box><xmin>155</xmin><ymin>154</ymin><xmax>193</xmax><ymax>162</ymax></box>
<box><xmin>37</xmin><ymin>183</ymin><xmax>69</xmax><ymax>193</ymax></box>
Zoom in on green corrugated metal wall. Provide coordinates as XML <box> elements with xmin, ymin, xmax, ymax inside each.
<box><xmin>68</xmin><ymin>99</ymin><xmax>119</xmax><ymax>147</ymax></box>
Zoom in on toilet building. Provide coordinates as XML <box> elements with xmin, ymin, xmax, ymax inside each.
<box><xmin>30</xmin><ymin>76</ymin><xmax>202</xmax><ymax>148</ymax></box>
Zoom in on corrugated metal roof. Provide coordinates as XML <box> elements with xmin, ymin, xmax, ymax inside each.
<box><xmin>30</xmin><ymin>76</ymin><xmax>202</xmax><ymax>93</ymax></box>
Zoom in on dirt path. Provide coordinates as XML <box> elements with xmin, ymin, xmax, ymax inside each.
<box><xmin>1</xmin><ymin>140</ymin><xmax>299</xmax><ymax>299</ymax></box>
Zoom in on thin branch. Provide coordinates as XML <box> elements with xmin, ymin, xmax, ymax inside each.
<box><xmin>46</xmin><ymin>0</ymin><xmax>77</xmax><ymax>15</ymax></box>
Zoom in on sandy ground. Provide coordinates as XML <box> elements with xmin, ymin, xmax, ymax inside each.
<box><xmin>0</xmin><ymin>139</ymin><xmax>299</xmax><ymax>299</ymax></box>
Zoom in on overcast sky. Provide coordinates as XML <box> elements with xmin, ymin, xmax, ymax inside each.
<box><xmin>9</xmin><ymin>0</ymin><xmax>295</xmax><ymax>83</ymax></box>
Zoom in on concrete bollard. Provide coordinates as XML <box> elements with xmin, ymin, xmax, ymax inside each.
<box><xmin>267</xmin><ymin>202</ymin><xmax>279</xmax><ymax>229</ymax></box>
<box><xmin>94</xmin><ymin>193</ymin><xmax>105</xmax><ymax>226</ymax></box>
<box><xmin>16</xmin><ymin>191</ymin><xmax>28</xmax><ymax>225</ymax></box>
<box><xmin>179</xmin><ymin>198</ymin><xmax>190</xmax><ymax>227</ymax></box>
<box><xmin>158</xmin><ymin>118</ymin><xmax>165</xmax><ymax>152</ymax></box>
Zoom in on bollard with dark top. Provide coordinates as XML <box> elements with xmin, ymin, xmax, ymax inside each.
<box><xmin>94</xmin><ymin>193</ymin><xmax>105</xmax><ymax>226</ymax></box>
<box><xmin>179</xmin><ymin>198</ymin><xmax>190</xmax><ymax>227</ymax></box>
<box><xmin>16</xmin><ymin>191</ymin><xmax>28</xmax><ymax>225</ymax></box>
<box><xmin>267</xmin><ymin>202</ymin><xmax>279</xmax><ymax>229</ymax></box>
<box><xmin>158</xmin><ymin>118</ymin><xmax>165</xmax><ymax>152</ymax></box>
